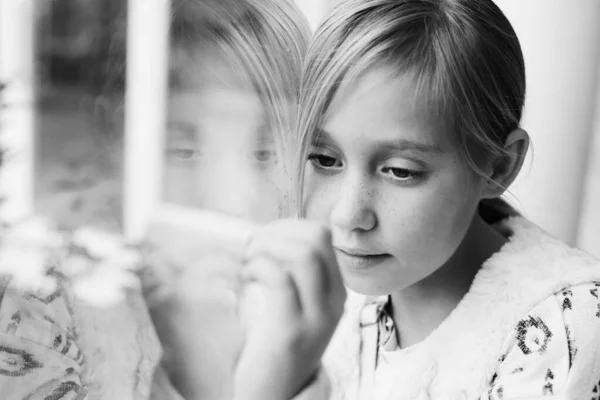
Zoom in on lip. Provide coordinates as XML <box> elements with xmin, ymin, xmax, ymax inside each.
<box><xmin>334</xmin><ymin>247</ymin><xmax>391</xmax><ymax>270</ymax></box>
<box><xmin>334</xmin><ymin>245</ymin><xmax>386</xmax><ymax>256</ymax></box>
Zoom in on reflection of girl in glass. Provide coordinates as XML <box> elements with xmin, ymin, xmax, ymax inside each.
<box><xmin>0</xmin><ymin>1</ymin><xmax>311</xmax><ymax>399</ymax></box>
<box><xmin>164</xmin><ymin>0</ymin><xmax>310</xmax><ymax>222</ymax></box>
<box><xmin>150</xmin><ymin>1</ymin><xmax>312</xmax><ymax>399</ymax></box>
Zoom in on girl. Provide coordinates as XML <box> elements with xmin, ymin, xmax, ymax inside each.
<box><xmin>233</xmin><ymin>0</ymin><xmax>600</xmax><ymax>399</ymax></box>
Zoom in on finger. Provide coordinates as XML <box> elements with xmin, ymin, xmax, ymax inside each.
<box><xmin>245</xmin><ymin>219</ymin><xmax>332</xmax><ymax>287</ymax></box>
<box><xmin>274</xmin><ymin>220</ymin><xmax>346</xmax><ymax>314</ymax></box>
<box><xmin>320</xmin><ymin>242</ymin><xmax>347</xmax><ymax>315</ymax></box>
<box><xmin>247</xmin><ymin>219</ymin><xmax>346</xmax><ymax>317</ymax></box>
<box><xmin>244</xmin><ymin>234</ymin><xmax>329</xmax><ymax>319</ymax></box>
<box><xmin>241</xmin><ymin>256</ymin><xmax>302</xmax><ymax>321</ymax></box>
<box><xmin>255</xmin><ymin>219</ymin><xmax>344</xmax><ymax>297</ymax></box>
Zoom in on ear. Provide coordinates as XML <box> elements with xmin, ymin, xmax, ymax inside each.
<box><xmin>482</xmin><ymin>128</ymin><xmax>530</xmax><ymax>199</ymax></box>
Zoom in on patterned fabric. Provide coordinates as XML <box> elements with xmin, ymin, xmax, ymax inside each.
<box><xmin>368</xmin><ymin>281</ymin><xmax>600</xmax><ymax>400</ymax></box>
<box><xmin>481</xmin><ymin>281</ymin><xmax>600</xmax><ymax>400</ymax></box>
<box><xmin>0</xmin><ymin>270</ymin><xmax>165</xmax><ymax>400</ymax></box>
<box><xmin>0</xmin><ymin>218</ymin><xmax>168</xmax><ymax>399</ymax></box>
<box><xmin>0</xmin><ymin>272</ymin><xmax>87</xmax><ymax>399</ymax></box>
<box><xmin>376</xmin><ymin>298</ymin><xmax>399</xmax><ymax>353</ymax></box>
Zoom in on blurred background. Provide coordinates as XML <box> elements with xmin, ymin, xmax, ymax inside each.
<box><xmin>1</xmin><ymin>0</ymin><xmax>126</xmax><ymax>230</ymax></box>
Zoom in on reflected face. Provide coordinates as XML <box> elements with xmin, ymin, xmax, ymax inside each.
<box><xmin>304</xmin><ymin>68</ymin><xmax>486</xmax><ymax>296</ymax></box>
<box><xmin>164</xmin><ymin>82</ymin><xmax>284</xmax><ymax>223</ymax></box>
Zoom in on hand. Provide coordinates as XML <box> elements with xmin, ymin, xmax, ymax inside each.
<box><xmin>234</xmin><ymin>219</ymin><xmax>346</xmax><ymax>400</ymax></box>
<box><xmin>142</xmin><ymin>218</ymin><xmax>245</xmax><ymax>400</ymax></box>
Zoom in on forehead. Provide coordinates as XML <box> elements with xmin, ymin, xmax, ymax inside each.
<box><xmin>169</xmin><ymin>87</ymin><xmax>263</xmax><ymax>119</ymax></box>
<box><xmin>170</xmin><ymin>43</ymin><xmax>255</xmax><ymax>91</ymax></box>
<box><xmin>323</xmin><ymin>67</ymin><xmax>453</xmax><ymax>150</ymax></box>
<box><xmin>167</xmin><ymin>86</ymin><xmax>266</xmax><ymax>145</ymax></box>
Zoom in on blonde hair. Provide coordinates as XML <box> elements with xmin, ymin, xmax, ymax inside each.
<box><xmin>296</xmin><ymin>0</ymin><xmax>526</xmax><ymax>214</ymax></box>
<box><xmin>170</xmin><ymin>0</ymin><xmax>311</xmax><ymax>216</ymax></box>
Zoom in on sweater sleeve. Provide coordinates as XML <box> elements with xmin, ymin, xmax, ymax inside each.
<box><xmin>480</xmin><ymin>281</ymin><xmax>600</xmax><ymax>400</ymax></box>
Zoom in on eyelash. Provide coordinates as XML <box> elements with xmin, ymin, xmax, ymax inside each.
<box><xmin>251</xmin><ymin>149</ymin><xmax>276</xmax><ymax>162</ymax></box>
<box><xmin>380</xmin><ymin>167</ymin><xmax>425</xmax><ymax>182</ymax></box>
<box><xmin>166</xmin><ymin>148</ymin><xmax>202</xmax><ymax>160</ymax></box>
<box><xmin>307</xmin><ymin>153</ymin><xmax>343</xmax><ymax>169</ymax></box>
<box><xmin>308</xmin><ymin>152</ymin><xmax>425</xmax><ymax>183</ymax></box>
<box><xmin>166</xmin><ymin>147</ymin><xmax>275</xmax><ymax>163</ymax></box>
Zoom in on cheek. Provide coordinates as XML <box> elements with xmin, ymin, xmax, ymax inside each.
<box><xmin>195</xmin><ymin>161</ymin><xmax>282</xmax><ymax>221</ymax></box>
<box><xmin>382</xmin><ymin>171</ymin><xmax>480</xmax><ymax>262</ymax></box>
<box><xmin>303</xmin><ymin>170</ymin><xmax>334</xmax><ymax>223</ymax></box>
<box><xmin>251</xmin><ymin>166</ymin><xmax>287</xmax><ymax>221</ymax></box>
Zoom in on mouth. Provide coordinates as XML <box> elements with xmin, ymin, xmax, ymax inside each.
<box><xmin>334</xmin><ymin>247</ymin><xmax>392</xmax><ymax>270</ymax></box>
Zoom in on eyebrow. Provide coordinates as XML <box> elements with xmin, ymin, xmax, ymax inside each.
<box><xmin>256</xmin><ymin>120</ymin><xmax>275</xmax><ymax>144</ymax></box>
<box><xmin>167</xmin><ymin>120</ymin><xmax>198</xmax><ymax>142</ymax></box>
<box><xmin>314</xmin><ymin>128</ymin><xmax>444</xmax><ymax>155</ymax></box>
<box><xmin>378</xmin><ymin>138</ymin><xmax>444</xmax><ymax>154</ymax></box>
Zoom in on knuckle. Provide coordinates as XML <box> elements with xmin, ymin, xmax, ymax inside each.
<box><xmin>270</xmin><ymin>218</ymin><xmax>298</xmax><ymax>234</ymax></box>
<box><xmin>313</xmin><ymin>312</ymin><xmax>336</xmax><ymax>333</ymax></box>
<box><xmin>330</xmin><ymin>302</ymin><xmax>346</xmax><ymax>324</ymax></box>
<box><xmin>295</xmin><ymin>246</ymin><xmax>319</xmax><ymax>265</ymax></box>
<box><xmin>332</xmin><ymin>299</ymin><xmax>345</xmax><ymax>321</ymax></box>
<box><xmin>243</xmin><ymin>235</ymin><xmax>260</xmax><ymax>259</ymax></box>
<box><xmin>277</xmin><ymin>268</ymin><xmax>295</xmax><ymax>286</ymax></box>
<box><xmin>262</xmin><ymin>260</ymin><xmax>290</xmax><ymax>284</ymax></box>
<box><xmin>326</xmin><ymin>292</ymin><xmax>347</xmax><ymax>321</ymax></box>
<box><xmin>313</xmin><ymin>225</ymin><xmax>332</xmax><ymax>244</ymax></box>
<box><xmin>281</xmin><ymin>324</ymin><xmax>306</xmax><ymax>352</ymax></box>
<box><xmin>312</xmin><ymin>303</ymin><xmax>343</xmax><ymax>332</ymax></box>
<box><xmin>338</xmin><ymin>286</ymin><xmax>348</xmax><ymax>304</ymax></box>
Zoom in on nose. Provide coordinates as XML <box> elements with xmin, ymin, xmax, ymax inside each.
<box><xmin>329</xmin><ymin>172</ymin><xmax>377</xmax><ymax>233</ymax></box>
<box><xmin>196</xmin><ymin>157</ymin><xmax>251</xmax><ymax>219</ymax></box>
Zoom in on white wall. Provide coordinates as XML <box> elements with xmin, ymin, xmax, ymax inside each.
<box><xmin>577</xmin><ymin>67</ymin><xmax>600</xmax><ymax>257</ymax></box>
<box><xmin>494</xmin><ymin>0</ymin><xmax>600</xmax><ymax>245</ymax></box>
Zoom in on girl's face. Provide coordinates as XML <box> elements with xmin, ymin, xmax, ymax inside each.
<box><xmin>304</xmin><ymin>68</ymin><xmax>488</xmax><ymax>296</ymax></box>
<box><xmin>163</xmin><ymin>53</ymin><xmax>285</xmax><ymax>222</ymax></box>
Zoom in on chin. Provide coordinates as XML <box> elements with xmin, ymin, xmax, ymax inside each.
<box><xmin>341</xmin><ymin>273</ymin><xmax>404</xmax><ymax>297</ymax></box>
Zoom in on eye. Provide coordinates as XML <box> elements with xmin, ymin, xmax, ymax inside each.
<box><xmin>168</xmin><ymin>149</ymin><xmax>196</xmax><ymax>160</ymax></box>
<box><xmin>252</xmin><ymin>149</ymin><xmax>275</xmax><ymax>162</ymax></box>
<box><xmin>165</xmin><ymin>146</ymin><xmax>203</xmax><ymax>161</ymax></box>
<box><xmin>381</xmin><ymin>167</ymin><xmax>423</xmax><ymax>182</ymax></box>
<box><xmin>308</xmin><ymin>153</ymin><xmax>343</xmax><ymax>169</ymax></box>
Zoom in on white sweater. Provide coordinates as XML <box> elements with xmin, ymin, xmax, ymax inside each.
<box><xmin>296</xmin><ymin>216</ymin><xmax>600</xmax><ymax>400</ymax></box>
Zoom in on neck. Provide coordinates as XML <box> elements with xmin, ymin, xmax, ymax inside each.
<box><xmin>390</xmin><ymin>213</ymin><xmax>507</xmax><ymax>348</ymax></box>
